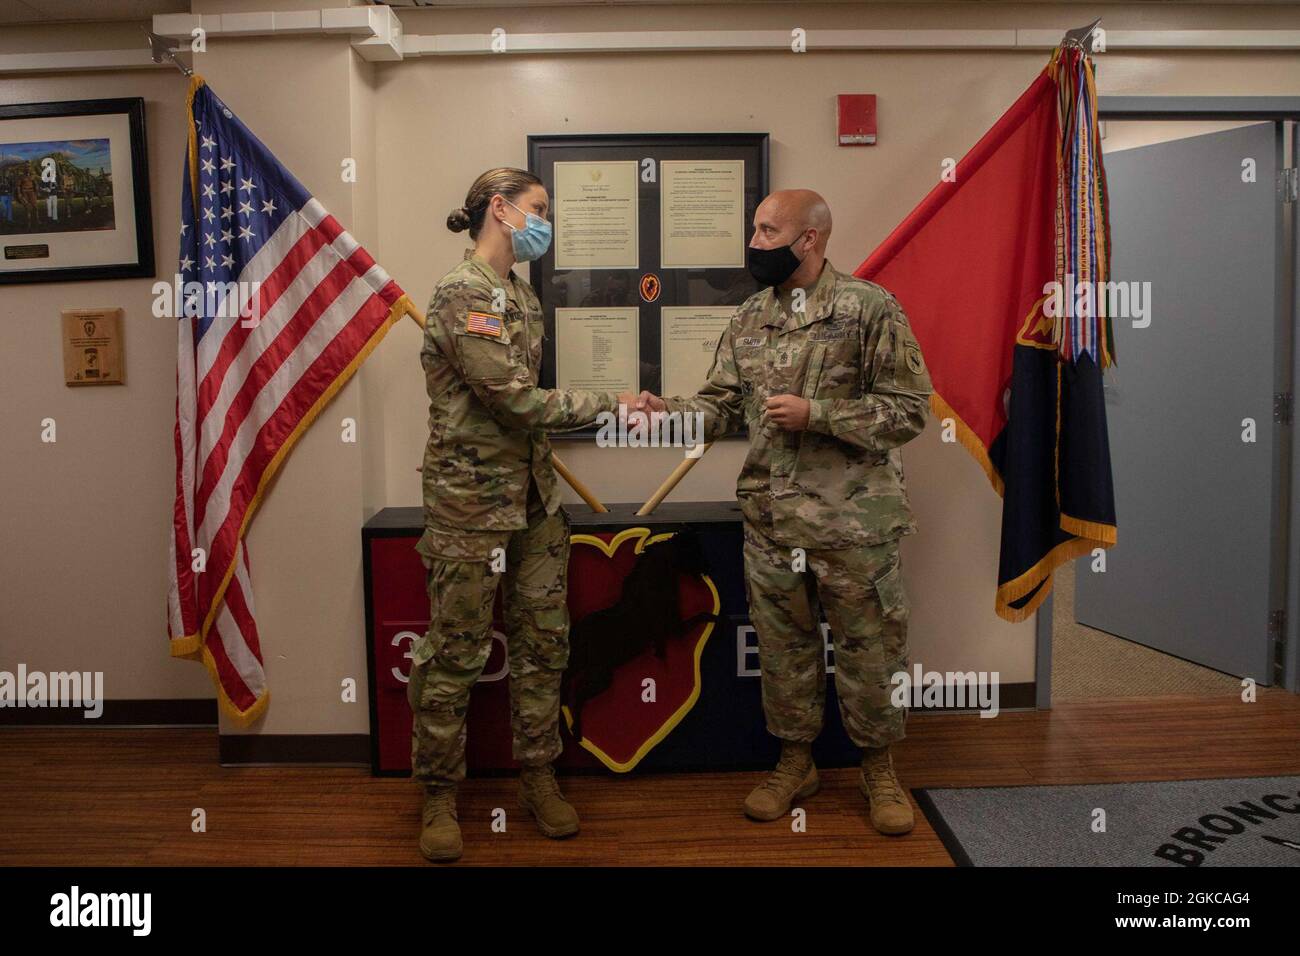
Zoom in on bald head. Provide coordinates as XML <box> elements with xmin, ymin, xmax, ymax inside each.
<box><xmin>754</xmin><ymin>189</ymin><xmax>832</xmax><ymax>253</ymax></box>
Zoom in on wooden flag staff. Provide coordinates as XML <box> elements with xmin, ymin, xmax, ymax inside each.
<box><xmin>399</xmin><ymin>299</ymin><xmax>609</xmax><ymax>514</ymax></box>
<box><xmin>636</xmin><ymin>442</ymin><xmax>714</xmax><ymax>516</ymax></box>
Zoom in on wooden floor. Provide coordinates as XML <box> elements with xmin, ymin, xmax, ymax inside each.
<box><xmin>3</xmin><ymin>692</ymin><xmax>1299</xmax><ymax>866</ymax></box>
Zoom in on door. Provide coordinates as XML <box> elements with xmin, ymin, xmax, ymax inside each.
<box><xmin>1074</xmin><ymin>121</ymin><xmax>1285</xmax><ymax>681</ymax></box>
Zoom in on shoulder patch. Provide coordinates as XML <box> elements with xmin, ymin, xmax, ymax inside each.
<box><xmin>905</xmin><ymin>345</ymin><xmax>925</xmax><ymax>374</ymax></box>
<box><xmin>465</xmin><ymin>311</ymin><xmax>503</xmax><ymax>338</ymax></box>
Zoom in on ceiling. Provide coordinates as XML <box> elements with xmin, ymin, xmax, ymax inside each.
<box><xmin>1</xmin><ymin>0</ymin><xmax>187</xmax><ymax>25</ymax></box>
<box><xmin>0</xmin><ymin>0</ymin><xmax>1287</xmax><ymax>27</ymax></box>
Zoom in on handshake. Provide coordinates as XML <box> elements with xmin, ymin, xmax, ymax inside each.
<box><xmin>612</xmin><ymin>391</ymin><xmax>813</xmax><ymax>432</ymax></box>
<box><xmin>615</xmin><ymin>391</ymin><xmax>667</xmax><ymax>418</ymax></box>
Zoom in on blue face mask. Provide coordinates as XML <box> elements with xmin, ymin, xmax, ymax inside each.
<box><xmin>502</xmin><ymin>197</ymin><xmax>552</xmax><ymax>262</ymax></box>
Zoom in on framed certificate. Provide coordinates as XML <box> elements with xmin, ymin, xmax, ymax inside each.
<box><xmin>554</xmin><ymin>306</ymin><xmax>640</xmax><ymax>393</ymax></box>
<box><xmin>660</xmin><ymin>306</ymin><xmax>733</xmax><ymax>398</ymax></box>
<box><xmin>527</xmin><ymin>132</ymin><xmax>768</xmax><ymax>426</ymax></box>
<box><xmin>660</xmin><ymin>161</ymin><xmax>745</xmax><ymax>269</ymax></box>
<box><xmin>553</xmin><ymin>160</ymin><xmax>639</xmax><ymax>270</ymax></box>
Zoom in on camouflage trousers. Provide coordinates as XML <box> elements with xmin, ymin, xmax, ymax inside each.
<box><xmin>407</xmin><ymin>500</ymin><xmax>571</xmax><ymax>792</ymax></box>
<box><xmin>742</xmin><ymin>519</ymin><xmax>909</xmax><ymax>749</ymax></box>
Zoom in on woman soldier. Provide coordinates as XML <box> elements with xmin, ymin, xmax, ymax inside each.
<box><xmin>410</xmin><ymin>167</ymin><xmax>631</xmax><ymax>863</ymax></box>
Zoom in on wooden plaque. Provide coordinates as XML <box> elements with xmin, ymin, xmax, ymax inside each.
<box><xmin>62</xmin><ymin>308</ymin><xmax>124</xmax><ymax>386</ymax></box>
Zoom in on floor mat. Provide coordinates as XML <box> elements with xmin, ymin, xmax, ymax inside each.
<box><xmin>914</xmin><ymin>776</ymin><xmax>1300</xmax><ymax>866</ymax></box>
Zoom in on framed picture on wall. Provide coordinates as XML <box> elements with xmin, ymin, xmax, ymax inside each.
<box><xmin>527</xmin><ymin>132</ymin><xmax>769</xmax><ymax>428</ymax></box>
<box><xmin>0</xmin><ymin>97</ymin><xmax>154</xmax><ymax>284</ymax></box>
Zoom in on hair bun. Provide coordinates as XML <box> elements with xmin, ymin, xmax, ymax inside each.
<box><xmin>446</xmin><ymin>207</ymin><xmax>471</xmax><ymax>233</ymax></box>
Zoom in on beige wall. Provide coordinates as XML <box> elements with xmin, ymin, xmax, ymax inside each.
<box><xmin>4</xmin><ymin>2</ymin><xmax>1300</xmax><ymax>739</ymax></box>
<box><xmin>0</xmin><ymin>59</ymin><xmax>216</xmax><ymax>701</ymax></box>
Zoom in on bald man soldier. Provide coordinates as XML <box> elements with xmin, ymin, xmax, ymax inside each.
<box><xmin>636</xmin><ymin>189</ymin><xmax>932</xmax><ymax>835</ymax></box>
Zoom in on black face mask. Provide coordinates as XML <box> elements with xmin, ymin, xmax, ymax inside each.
<box><xmin>747</xmin><ymin>240</ymin><xmax>803</xmax><ymax>287</ymax></box>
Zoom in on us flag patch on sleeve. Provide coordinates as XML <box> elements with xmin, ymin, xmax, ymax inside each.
<box><xmin>465</xmin><ymin>311</ymin><xmax>503</xmax><ymax>337</ymax></box>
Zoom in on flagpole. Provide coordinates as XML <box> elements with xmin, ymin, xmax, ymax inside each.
<box><xmin>1059</xmin><ymin>17</ymin><xmax>1102</xmax><ymax>51</ymax></box>
<box><xmin>398</xmin><ymin>298</ymin><xmax>609</xmax><ymax>514</ymax></box>
<box><xmin>551</xmin><ymin>455</ymin><xmax>608</xmax><ymax>514</ymax></box>
<box><xmin>636</xmin><ymin>442</ymin><xmax>713</xmax><ymax>516</ymax></box>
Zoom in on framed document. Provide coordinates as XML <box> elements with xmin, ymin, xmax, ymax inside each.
<box><xmin>528</xmin><ymin>132</ymin><xmax>768</xmax><ymax>427</ymax></box>
<box><xmin>660</xmin><ymin>306</ymin><xmax>733</xmax><ymax>398</ymax></box>
<box><xmin>553</xmin><ymin>160</ymin><xmax>639</xmax><ymax>270</ymax></box>
<box><xmin>554</xmin><ymin>307</ymin><xmax>640</xmax><ymax>393</ymax></box>
<box><xmin>0</xmin><ymin>98</ymin><xmax>154</xmax><ymax>284</ymax></box>
<box><xmin>660</xmin><ymin>160</ymin><xmax>745</xmax><ymax>269</ymax></box>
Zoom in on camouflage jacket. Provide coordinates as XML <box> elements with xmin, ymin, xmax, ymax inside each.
<box><xmin>664</xmin><ymin>260</ymin><xmax>932</xmax><ymax>549</ymax></box>
<box><xmin>419</xmin><ymin>250</ymin><xmax>618</xmax><ymax>546</ymax></box>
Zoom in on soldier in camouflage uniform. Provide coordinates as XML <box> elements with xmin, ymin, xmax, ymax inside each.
<box><xmin>647</xmin><ymin>189</ymin><xmax>932</xmax><ymax>835</ymax></box>
<box><xmin>411</xmin><ymin>168</ymin><xmax>626</xmax><ymax>862</ymax></box>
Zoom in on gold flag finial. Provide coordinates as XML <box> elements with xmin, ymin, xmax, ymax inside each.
<box><xmin>1061</xmin><ymin>18</ymin><xmax>1102</xmax><ymax>52</ymax></box>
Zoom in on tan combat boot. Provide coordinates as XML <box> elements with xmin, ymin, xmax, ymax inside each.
<box><xmin>859</xmin><ymin>746</ymin><xmax>914</xmax><ymax>835</ymax></box>
<box><xmin>419</xmin><ymin>788</ymin><xmax>463</xmax><ymax>862</ymax></box>
<box><xmin>519</xmin><ymin>764</ymin><xmax>580</xmax><ymax>838</ymax></box>
<box><xmin>743</xmin><ymin>740</ymin><xmax>819</xmax><ymax>821</ymax></box>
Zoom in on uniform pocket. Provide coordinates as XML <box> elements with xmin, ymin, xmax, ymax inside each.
<box><xmin>412</xmin><ymin>564</ymin><xmax>449</xmax><ymax>667</ymax></box>
<box><xmin>530</xmin><ymin>605</ymin><xmax>569</xmax><ymax>642</ymax></box>
<box><xmin>532</xmin><ymin>604</ymin><xmax>568</xmax><ymax>629</ymax></box>
<box><xmin>783</xmin><ymin>344</ymin><xmax>828</xmax><ymax>488</ymax></box>
<box><xmin>522</xmin><ymin>604</ymin><xmax>570</xmax><ymax>672</ymax></box>
<box><xmin>869</xmin><ymin>551</ymin><xmax>907</xmax><ymax>623</ymax></box>
<box><xmin>800</xmin><ymin>344</ymin><xmax>826</xmax><ymax>400</ymax></box>
<box><xmin>866</xmin><ymin>547</ymin><xmax>909</xmax><ymax>684</ymax></box>
<box><xmin>455</xmin><ymin>330</ymin><xmax>515</xmax><ymax>384</ymax></box>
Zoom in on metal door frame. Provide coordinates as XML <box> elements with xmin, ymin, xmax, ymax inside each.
<box><xmin>1036</xmin><ymin>97</ymin><xmax>1300</xmax><ymax>707</ymax></box>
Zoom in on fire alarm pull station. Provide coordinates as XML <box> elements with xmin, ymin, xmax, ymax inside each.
<box><xmin>837</xmin><ymin>94</ymin><xmax>877</xmax><ymax>146</ymax></box>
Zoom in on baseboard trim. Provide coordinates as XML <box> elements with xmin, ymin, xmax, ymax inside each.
<box><xmin>910</xmin><ymin>680</ymin><xmax>1037</xmax><ymax>711</ymax></box>
<box><xmin>218</xmin><ymin>733</ymin><xmax>370</xmax><ymax>766</ymax></box>
<box><xmin>0</xmin><ymin>698</ymin><xmax>217</xmax><ymax>726</ymax></box>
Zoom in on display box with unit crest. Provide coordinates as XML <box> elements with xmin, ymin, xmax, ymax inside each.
<box><xmin>363</xmin><ymin>501</ymin><xmax>863</xmax><ymax>776</ymax></box>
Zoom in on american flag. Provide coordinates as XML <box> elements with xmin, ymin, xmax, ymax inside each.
<box><xmin>168</xmin><ymin>78</ymin><xmax>409</xmax><ymax>724</ymax></box>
